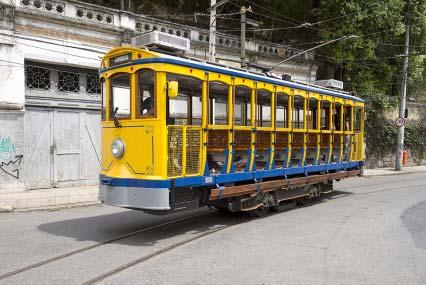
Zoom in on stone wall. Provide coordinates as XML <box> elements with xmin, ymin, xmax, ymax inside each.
<box><xmin>366</xmin><ymin>149</ymin><xmax>426</xmax><ymax>169</ymax></box>
<box><xmin>366</xmin><ymin>103</ymin><xmax>426</xmax><ymax>168</ymax></box>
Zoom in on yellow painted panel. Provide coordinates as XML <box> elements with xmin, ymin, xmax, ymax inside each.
<box><xmin>209</xmin><ymin>72</ymin><xmax>232</xmax><ymax>84</ymax></box>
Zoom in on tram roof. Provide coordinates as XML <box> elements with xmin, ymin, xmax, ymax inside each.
<box><xmin>101</xmin><ymin>48</ymin><xmax>365</xmax><ymax>103</ymax></box>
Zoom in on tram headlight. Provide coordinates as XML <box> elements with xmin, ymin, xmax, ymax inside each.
<box><xmin>111</xmin><ymin>139</ymin><xmax>125</xmax><ymax>158</ymax></box>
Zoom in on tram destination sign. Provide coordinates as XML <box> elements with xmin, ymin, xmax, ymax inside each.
<box><xmin>110</xmin><ymin>53</ymin><xmax>132</xmax><ymax>67</ymax></box>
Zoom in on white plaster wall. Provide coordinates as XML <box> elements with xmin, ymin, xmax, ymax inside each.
<box><xmin>16</xmin><ymin>36</ymin><xmax>104</xmax><ymax>68</ymax></box>
<box><xmin>0</xmin><ymin>42</ymin><xmax>25</xmax><ymax>105</ymax></box>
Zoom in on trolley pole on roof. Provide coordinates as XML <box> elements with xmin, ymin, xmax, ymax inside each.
<box><xmin>395</xmin><ymin>22</ymin><xmax>410</xmax><ymax>171</ymax></box>
<box><xmin>268</xmin><ymin>35</ymin><xmax>357</xmax><ymax>71</ymax></box>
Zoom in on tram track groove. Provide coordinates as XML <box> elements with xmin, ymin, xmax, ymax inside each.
<box><xmin>0</xmin><ymin>210</ymin><xmax>217</xmax><ymax>281</ymax></box>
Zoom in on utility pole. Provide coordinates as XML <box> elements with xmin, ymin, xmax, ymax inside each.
<box><xmin>208</xmin><ymin>0</ymin><xmax>217</xmax><ymax>62</ymax></box>
<box><xmin>240</xmin><ymin>5</ymin><xmax>247</xmax><ymax>68</ymax></box>
<box><xmin>208</xmin><ymin>0</ymin><xmax>229</xmax><ymax>62</ymax></box>
<box><xmin>395</xmin><ymin>22</ymin><xmax>410</xmax><ymax>171</ymax></box>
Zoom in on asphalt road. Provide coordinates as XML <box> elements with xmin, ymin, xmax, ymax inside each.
<box><xmin>0</xmin><ymin>173</ymin><xmax>425</xmax><ymax>285</ymax></box>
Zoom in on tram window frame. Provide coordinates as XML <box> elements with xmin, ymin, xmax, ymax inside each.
<box><xmin>167</xmin><ymin>73</ymin><xmax>202</xmax><ymax>126</ymax></box>
<box><xmin>333</xmin><ymin>103</ymin><xmax>343</xmax><ymax>131</ymax></box>
<box><xmin>109</xmin><ymin>73</ymin><xmax>131</xmax><ymax>120</ymax></box>
<box><xmin>292</xmin><ymin>96</ymin><xmax>305</xmax><ymax>129</ymax></box>
<box><xmin>308</xmin><ymin>98</ymin><xmax>318</xmax><ymax>130</ymax></box>
<box><xmin>276</xmin><ymin>92</ymin><xmax>289</xmax><ymax>129</ymax></box>
<box><xmin>355</xmin><ymin>107</ymin><xmax>362</xmax><ymax>131</ymax></box>
<box><xmin>256</xmin><ymin>89</ymin><xmax>272</xmax><ymax>127</ymax></box>
<box><xmin>234</xmin><ymin>85</ymin><xmax>252</xmax><ymax>126</ymax></box>
<box><xmin>101</xmin><ymin>78</ymin><xmax>106</xmax><ymax>121</ymax></box>
<box><xmin>137</xmin><ymin>69</ymin><xmax>156</xmax><ymax>119</ymax></box>
<box><xmin>320</xmin><ymin>101</ymin><xmax>331</xmax><ymax>130</ymax></box>
<box><xmin>344</xmin><ymin>105</ymin><xmax>352</xmax><ymax>131</ymax></box>
<box><xmin>208</xmin><ymin>81</ymin><xmax>229</xmax><ymax>125</ymax></box>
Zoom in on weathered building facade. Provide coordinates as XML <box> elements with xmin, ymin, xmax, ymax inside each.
<box><xmin>0</xmin><ymin>0</ymin><xmax>318</xmax><ymax>192</ymax></box>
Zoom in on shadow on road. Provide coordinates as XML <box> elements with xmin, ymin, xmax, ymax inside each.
<box><xmin>37</xmin><ymin>190</ymin><xmax>354</xmax><ymax>246</ymax></box>
<box><xmin>401</xmin><ymin>200</ymin><xmax>426</xmax><ymax>250</ymax></box>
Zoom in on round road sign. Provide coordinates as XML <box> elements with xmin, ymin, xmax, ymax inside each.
<box><xmin>395</xmin><ymin>117</ymin><xmax>405</xmax><ymax>127</ymax></box>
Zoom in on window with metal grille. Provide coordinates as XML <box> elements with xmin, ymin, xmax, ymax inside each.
<box><xmin>58</xmin><ymin>71</ymin><xmax>80</xmax><ymax>92</ymax></box>
<box><xmin>86</xmin><ymin>74</ymin><xmax>101</xmax><ymax>94</ymax></box>
<box><xmin>25</xmin><ymin>66</ymin><xmax>50</xmax><ymax>90</ymax></box>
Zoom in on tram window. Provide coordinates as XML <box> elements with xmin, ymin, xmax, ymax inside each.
<box><xmin>110</xmin><ymin>73</ymin><xmax>131</xmax><ymax>119</ymax></box>
<box><xmin>137</xmin><ymin>69</ymin><xmax>155</xmax><ymax>118</ymax></box>
<box><xmin>167</xmin><ymin>74</ymin><xmax>202</xmax><ymax>125</ymax></box>
<box><xmin>276</xmin><ymin>93</ymin><xmax>288</xmax><ymax>128</ymax></box>
<box><xmin>355</xmin><ymin>107</ymin><xmax>362</xmax><ymax>131</ymax></box>
<box><xmin>333</xmin><ymin>104</ymin><xmax>342</xmax><ymax>130</ymax></box>
<box><xmin>321</xmin><ymin>102</ymin><xmax>331</xmax><ymax>130</ymax></box>
<box><xmin>234</xmin><ymin>86</ymin><xmax>251</xmax><ymax>126</ymax></box>
<box><xmin>292</xmin><ymin>96</ymin><xmax>305</xmax><ymax>129</ymax></box>
<box><xmin>101</xmin><ymin>78</ymin><xmax>106</xmax><ymax>121</ymax></box>
<box><xmin>344</xmin><ymin>106</ymin><xmax>352</xmax><ymax>131</ymax></box>
<box><xmin>209</xmin><ymin>81</ymin><xmax>228</xmax><ymax>125</ymax></box>
<box><xmin>308</xmin><ymin>98</ymin><xmax>318</xmax><ymax>129</ymax></box>
<box><xmin>257</xmin><ymin>89</ymin><xmax>272</xmax><ymax>127</ymax></box>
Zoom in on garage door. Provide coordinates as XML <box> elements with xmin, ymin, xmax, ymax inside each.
<box><xmin>25</xmin><ymin>107</ymin><xmax>101</xmax><ymax>189</ymax></box>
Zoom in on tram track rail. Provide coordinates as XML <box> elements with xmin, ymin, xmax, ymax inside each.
<box><xmin>0</xmin><ymin>210</ymin><xmax>217</xmax><ymax>281</ymax></box>
<box><xmin>82</xmin><ymin>223</ymin><xmax>234</xmax><ymax>285</ymax></box>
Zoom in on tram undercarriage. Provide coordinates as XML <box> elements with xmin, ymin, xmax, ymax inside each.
<box><xmin>168</xmin><ymin>169</ymin><xmax>360</xmax><ymax>217</ymax></box>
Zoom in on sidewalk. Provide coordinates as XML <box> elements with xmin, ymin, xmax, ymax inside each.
<box><xmin>363</xmin><ymin>165</ymin><xmax>426</xmax><ymax>177</ymax></box>
<box><xmin>0</xmin><ymin>165</ymin><xmax>425</xmax><ymax>213</ymax></box>
<box><xmin>0</xmin><ymin>185</ymin><xmax>100</xmax><ymax>213</ymax></box>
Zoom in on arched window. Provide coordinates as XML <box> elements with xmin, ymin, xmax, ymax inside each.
<box><xmin>308</xmin><ymin>98</ymin><xmax>318</xmax><ymax>130</ymax></box>
<box><xmin>256</xmin><ymin>89</ymin><xmax>272</xmax><ymax>127</ymax></box>
<box><xmin>209</xmin><ymin>81</ymin><xmax>229</xmax><ymax>125</ymax></box>
<box><xmin>333</xmin><ymin>103</ymin><xmax>342</xmax><ymax>130</ymax></box>
<box><xmin>167</xmin><ymin>73</ymin><xmax>202</xmax><ymax>125</ymax></box>
<box><xmin>137</xmin><ymin>69</ymin><xmax>155</xmax><ymax>118</ymax></box>
<box><xmin>355</xmin><ymin>107</ymin><xmax>362</xmax><ymax>131</ymax></box>
<box><xmin>234</xmin><ymin>85</ymin><xmax>251</xmax><ymax>126</ymax></box>
<box><xmin>276</xmin><ymin>92</ymin><xmax>289</xmax><ymax>128</ymax></box>
<box><xmin>321</xmin><ymin>101</ymin><xmax>331</xmax><ymax>130</ymax></box>
<box><xmin>292</xmin><ymin>96</ymin><xmax>305</xmax><ymax>129</ymax></box>
<box><xmin>110</xmin><ymin>73</ymin><xmax>131</xmax><ymax>119</ymax></box>
<box><xmin>344</xmin><ymin>105</ymin><xmax>352</xmax><ymax>131</ymax></box>
<box><xmin>101</xmin><ymin>78</ymin><xmax>106</xmax><ymax>121</ymax></box>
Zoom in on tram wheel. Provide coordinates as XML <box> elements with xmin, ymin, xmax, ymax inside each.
<box><xmin>273</xmin><ymin>199</ymin><xmax>297</xmax><ymax>212</ymax></box>
<box><xmin>297</xmin><ymin>196</ymin><xmax>311</xmax><ymax>206</ymax></box>
<box><xmin>248</xmin><ymin>205</ymin><xmax>270</xmax><ymax>217</ymax></box>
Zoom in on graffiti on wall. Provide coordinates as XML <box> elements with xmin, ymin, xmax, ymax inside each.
<box><xmin>0</xmin><ymin>136</ymin><xmax>23</xmax><ymax>179</ymax></box>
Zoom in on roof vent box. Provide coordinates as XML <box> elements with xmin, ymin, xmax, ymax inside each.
<box><xmin>315</xmin><ymin>79</ymin><xmax>344</xmax><ymax>90</ymax></box>
<box><xmin>131</xmin><ymin>31</ymin><xmax>190</xmax><ymax>52</ymax></box>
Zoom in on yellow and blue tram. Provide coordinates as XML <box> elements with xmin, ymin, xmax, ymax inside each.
<box><xmin>99</xmin><ymin>47</ymin><xmax>364</xmax><ymax>215</ymax></box>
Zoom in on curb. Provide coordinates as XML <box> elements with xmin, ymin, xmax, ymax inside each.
<box><xmin>363</xmin><ymin>169</ymin><xmax>426</xmax><ymax>178</ymax></box>
<box><xmin>0</xmin><ymin>205</ymin><xmax>14</xmax><ymax>213</ymax></box>
<box><xmin>0</xmin><ymin>201</ymin><xmax>101</xmax><ymax>214</ymax></box>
